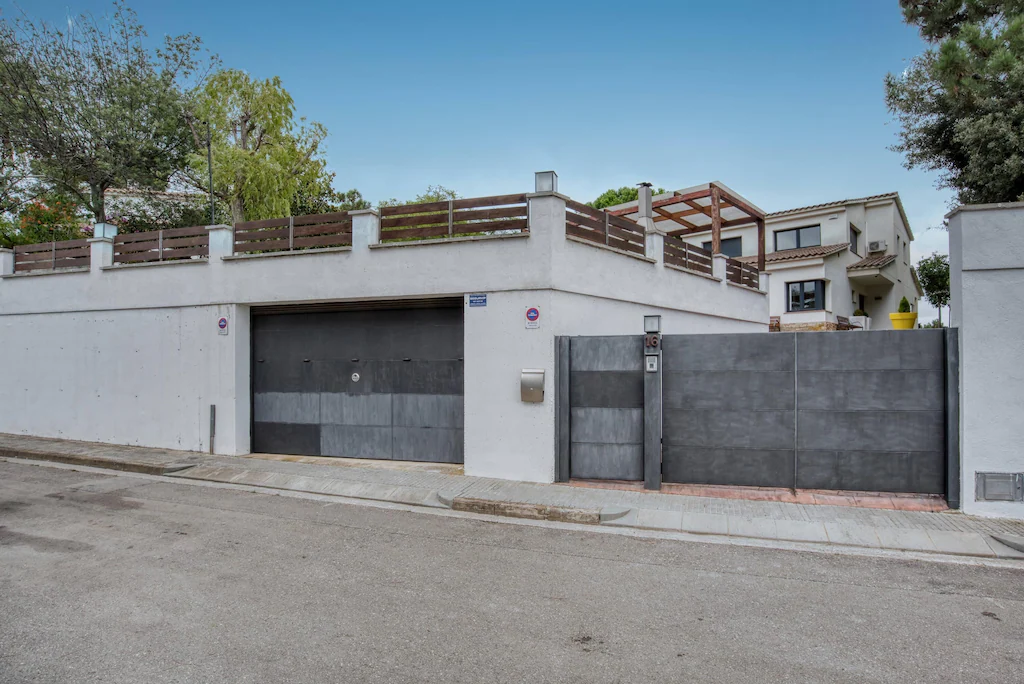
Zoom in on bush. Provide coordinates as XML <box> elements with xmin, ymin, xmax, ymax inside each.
<box><xmin>898</xmin><ymin>297</ymin><xmax>912</xmax><ymax>313</ymax></box>
<box><xmin>852</xmin><ymin>308</ymin><xmax>867</xmax><ymax>317</ymax></box>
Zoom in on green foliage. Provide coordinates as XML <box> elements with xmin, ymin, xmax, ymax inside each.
<box><xmin>0</xmin><ymin>2</ymin><xmax>213</xmax><ymax>221</ymax></box>
<box><xmin>0</xmin><ymin>195</ymin><xmax>88</xmax><ymax>247</ymax></box>
<box><xmin>922</xmin><ymin>318</ymin><xmax>946</xmax><ymax>328</ymax></box>
<box><xmin>886</xmin><ymin>1</ymin><xmax>1024</xmax><ymax>204</ymax></box>
<box><xmin>898</xmin><ymin>296</ymin><xmax>913</xmax><ymax>313</ymax></box>
<box><xmin>187</xmin><ymin>69</ymin><xmax>330</xmax><ymax>223</ymax></box>
<box><xmin>853</xmin><ymin>308</ymin><xmax>868</xmax><ymax>317</ymax></box>
<box><xmin>291</xmin><ymin>172</ymin><xmax>370</xmax><ymax>217</ymax></box>
<box><xmin>589</xmin><ymin>186</ymin><xmax>667</xmax><ymax>210</ymax></box>
<box><xmin>378</xmin><ymin>185</ymin><xmax>460</xmax><ymax>209</ymax></box>
<box><xmin>105</xmin><ymin>191</ymin><xmax>225</xmax><ymax>234</ymax></box>
<box><xmin>916</xmin><ymin>252</ymin><xmax>951</xmax><ymax>309</ymax></box>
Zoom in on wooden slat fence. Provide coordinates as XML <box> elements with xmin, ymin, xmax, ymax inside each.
<box><xmin>114</xmin><ymin>226</ymin><xmax>210</xmax><ymax>264</ymax></box>
<box><xmin>725</xmin><ymin>256</ymin><xmax>760</xmax><ymax>289</ymax></box>
<box><xmin>14</xmin><ymin>239</ymin><xmax>91</xmax><ymax>273</ymax></box>
<box><xmin>564</xmin><ymin>200</ymin><xmax>646</xmax><ymax>256</ymax></box>
<box><xmin>234</xmin><ymin>212</ymin><xmax>353</xmax><ymax>255</ymax></box>
<box><xmin>663</xmin><ymin>235</ymin><xmax>713</xmax><ymax>276</ymax></box>
<box><xmin>379</xmin><ymin>193</ymin><xmax>529</xmax><ymax>243</ymax></box>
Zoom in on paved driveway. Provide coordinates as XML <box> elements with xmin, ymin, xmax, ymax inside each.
<box><xmin>1</xmin><ymin>461</ymin><xmax>1022</xmax><ymax>683</ymax></box>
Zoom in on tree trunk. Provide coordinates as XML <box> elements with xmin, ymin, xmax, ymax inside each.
<box><xmin>231</xmin><ymin>196</ymin><xmax>244</xmax><ymax>224</ymax></box>
<box><xmin>90</xmin><ymin>184</ymin><xmax>106</xmax><ymax>223</ymax></box>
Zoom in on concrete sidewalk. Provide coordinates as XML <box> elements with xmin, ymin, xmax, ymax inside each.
<box><xmin>4</xmin><ymin>433</ymin><xmax>1024</xmax><ymax>560</ymax></box>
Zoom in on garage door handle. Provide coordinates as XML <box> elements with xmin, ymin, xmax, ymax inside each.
<box><xmin>303</xmin><ymin>359</ymin><xmax>311</xmax><ymax>363</ymax></box>
<box><xmin>403</xmin><ymin>358</ymin><xmax>411</xmax><ymax>362</ymax></box>
<box><xmin>257</xmin><ymin>359</ymin><xmax>265</xmax><ymax>363</ymax></box>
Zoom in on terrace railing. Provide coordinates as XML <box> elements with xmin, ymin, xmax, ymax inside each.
<box><xmin>14</xmin><ymin>239</ymin><xmax>91</xmax><ymax>273</ymax></box>
<box><xmin>234</xmin><ymin>212</ymin><xmax>353</xmax><ymax>255</ymax></box>
<box><xmin>114</xmin><ymin>226</ymin><xmax>210</xmax><ymax>264</ymax></box>
<box><xmin>564</xmin><ymin>200</ymin><xmax>646</xmax><ymax>256</ymax></box>
<box><xmin>725</xmin><ymin>256</ymin><xmax>760</xmax><ymax>289</ymax></box>
<box><xmin>663</xmin><ymin>235</ymin><xmax>713</xmax><ymax>276</ymax></box>
<box><xmin>379</xmin><ymin>194</ymin><xmax>529</xmax><ymax>243</ymax></box>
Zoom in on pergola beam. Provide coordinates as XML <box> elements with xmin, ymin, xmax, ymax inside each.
<box><xmin>710</xmin><ymin>185</ymin><xmax>722</xmax><ymax>254</ymax></box>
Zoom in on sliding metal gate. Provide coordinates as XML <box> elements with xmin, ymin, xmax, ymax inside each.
<box><xmin>558</xmin><ymin>329</ymin><xmax>957</xmax><ymax>498</ymax></box>
<box><xmin>252</xmin><ymin>303</ymin><xmax>464</xmax><ymax>463</ymax></box>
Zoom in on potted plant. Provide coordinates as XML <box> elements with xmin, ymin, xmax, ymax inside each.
<box><xmin>889</xmin><ymin>296</ymin><xmax>917</xmax><ymax>330</ymax></box>
<box><xmin>851</xmin><ymin>308</ymin><xmax>870</xmax><ymax>330</ymax></box>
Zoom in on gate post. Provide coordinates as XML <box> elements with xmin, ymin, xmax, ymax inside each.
<box><xmin>643</xmin><ymin>317</ymin><xmax>663</xmax><ymax>490</ymax></box>
<box><xmin>945</xmin><ymin>327</ymin><xmax>961</xmax><ymax>509</ymax></box>
<box><xmin>555</xmin><ymin>336</ymin><xmax>571</xmax><ymax>482</ymax></box>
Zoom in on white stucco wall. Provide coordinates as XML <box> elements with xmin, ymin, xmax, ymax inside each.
<box><xmin>0</xmin><ymin>303</ymin><xmax>250</xmax><ymax>454</ymax></box>
<box><xmin>0</xmin><ymin>192</ymin><xmax>766</xmax><ymax>483</ymax></box>
<box><xmin>948</xmin><ymin>203</ymin><xmax>1024</xmax><ymax>519</ymax></box>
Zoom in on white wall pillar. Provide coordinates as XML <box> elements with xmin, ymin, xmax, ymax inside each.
<box><xmin>759</xmin><ymin>270</ymin><xmax>770</xmax><ymax>293</ymax></box>
<box><xmin>206</xmin><ymin>224</ymin><xmax>234</xmax><ymax>259</ymax></box>
<box><xmin>0</xmin><ymin>248</ymin><xmax>13</xmax><ymax>276</ymax></box>
<box><xmin>712</xmin><ymin>253</ymin><xmax>728</xmax><ymax>281</ymax></box>
<box><xmin>88</xmin><ymin>237</ymin><xmax>113</xmax><ymax>273</ymax></box>
<box><xmin>351</xmin><ymin>209</ymin><xmax>380</xmax><ymax>251</ymax></box>
<box><xmin>636</xmin><ymin>184</ymin><xmax>663</xmax><ymax>263</ymax></box>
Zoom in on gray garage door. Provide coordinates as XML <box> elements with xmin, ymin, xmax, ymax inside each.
<box><xmin>252</xmin><ymin>304</ymin><xmax>464</xmax><ymax>463</ymax></box>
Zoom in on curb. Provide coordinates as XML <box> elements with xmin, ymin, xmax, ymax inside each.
<box><xmin>0</xmin><ymin>449</ymin><xmax>197</xmax><ymax>476</ymax></box>
<box><xmin>448</xmin><ymin>496</ymin><xmax>602</xmax><ymax>524</ymax></box>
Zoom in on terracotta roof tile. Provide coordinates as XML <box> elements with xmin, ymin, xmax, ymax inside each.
<box><xmin>847</xmin><ymin>254</ymin><xmax>897</xmax><ymax>270</ymax></box>
<box><xmin>765</xmin><ymin>192</ymin><xmax>899</xmax><ymax>218</ymax></box>
<box><xmin>737</xmin><ymin>243</ymin><xmax>848</xmax><ymax>264</ymax></box>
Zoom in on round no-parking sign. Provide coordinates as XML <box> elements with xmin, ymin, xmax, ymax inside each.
<box><xmin>525</xmin><ymin>307</ymin><xmax>540</xmax><ymax>329</ymax></box>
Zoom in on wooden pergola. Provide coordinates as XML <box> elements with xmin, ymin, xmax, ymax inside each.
<box><xmin>609</xmin><ymin>182</ymin><xmax>766</xmax><ymax>271</ymax></box>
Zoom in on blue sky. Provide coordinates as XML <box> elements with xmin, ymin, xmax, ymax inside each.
<box><xmin>16</xmin><ymin>0</ymin><xmax>951</xmax><ymax>316</ymax></box>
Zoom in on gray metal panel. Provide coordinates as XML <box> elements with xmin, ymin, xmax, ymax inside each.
<box><xmin>253</xmin><ymin>422</ymin><xmax>321</xmax><ymax>456</ymax></box>
<box><xmin>570</xmin><ymin>336</ymin><xmax>643</xmax><ymax>371</ymax></box>
<box><xmin>797</xmin><ymin>370</ymin><xmax>945</xmax><ymax>411</ymax></box>
<box><xmin>662</xmin><ymin>333</ymin><xmax>796</xmax><ymax>371</ymax></box>
<box><xmin>392</xmin><ymin>427</ymin><xmax>464</xmax><ymax>463</ymax></box>
<box><xmin>797</xmin><ymin>410</ymin><xmax>945</xmax><ymax>452</ymax></box>
<box><xmin>570</xmin><ymin>444</ymin><xmax>644</xmax><ymax>481</ymax></box>
<box><xmin>662</xmin><ymin>447</ymin><xmax>795</xmax><ymax>488</ymax></box>
<box><xmin>253</xmin><ymin>392</ymin><xmax>321</xmax><ymax>424</ymax></box>
<box><xmin>796</xmin><ymin>450</ymin><xmax>945</xmax><ymax>494</ymax></box>
<box><xmin>570</xmin><ymin>408</ymin><xmax>643</xmax><ymax>444</ymax></box>
<box><xmin>319</xmin><ymin>393</ymin><xmax>392</xmax><ymax>426</ymax></box>
<box><xmin>320</xmin><ymin>425</ymin><xmax>393</xmax><ymax>459</ymax></box>
<box><xmin>664</xmin><ymin>409</ymin><xmax>795</xmax><ymax>450</ymax></box>
<box><xmin>663</xmin><ymin>371</ymin><xmax>795</xmax><ymax>410</ymax></box>
<box><xmin>795</xmin><ymin>329</ymin><xmax>945</xmax><ymax>371</ymax></box>
<box><xmin>569</xmin><ymin>371</ymin><xmax>644</xmax><ymax>408</ymax></box>
<box><xmin>392</xmin><ymin>394</ymin><xmax>463</xmax><ymax>428</ymax></box>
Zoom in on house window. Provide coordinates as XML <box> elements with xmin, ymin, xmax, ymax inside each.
<box><xmin>849</xmin><ymin>225</ymin><xmax>860</xmax><ymax>255</ymax></box>
<box><xmin>787</xmin><ymin>280</ymin><xmax>826</xmax><ymax>311</ymax></box>
<box><xmin>775</xmin><ymin>225</ymin><xmax>821</xmax><ymax>251</ymax></box>
<box><xmin>701</xmin><ymin>236</ymin><xmax>742</xmax><ymax>258</ymax></box>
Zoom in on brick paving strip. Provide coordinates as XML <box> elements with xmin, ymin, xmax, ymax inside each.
<box><xmin>3</xmin><ymin>433</ymin><xmax>1024</xmax><ymax>560</ymax></box>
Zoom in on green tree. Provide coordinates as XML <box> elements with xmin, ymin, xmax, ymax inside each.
<box><xmin>186</xmin><ymin>69</ymin><xmax>331</xmax><ymax>223</ymax></box>
<box><xmin>589</xmin><ymin>186</ymin><xmax>667</xmax><ymax>210</ymax></box>
<box><xmin>0</xmin><ymin>2</ymin><xmax>212</xmax><ymax>222</ymax></box>
<box><xmin>0</xmin><ymin>194</ymin><xmax>88</xmax><ymax>247</ymax></box>
<box><xmin>290</xmin><ymin>167</ymin><xmax>370</xmax><ymax>216</ymax></box>
<box><xmin>378</xmin><ymin>184</ymin><xmax>460</xmax><ymax>209</ymax></box>
<box><xmin>886</xmin><ymin>1</ymin><xmax>1024</xmax><ymax>204</ymax></box>
<box><xmin>916</xmin><ymin>252</ymin><xmax>951</xmax><ymax>324</ymax></box>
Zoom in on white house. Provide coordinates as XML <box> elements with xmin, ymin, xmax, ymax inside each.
<box><xmin>608</xmin><ymin>189</ymin><xmax>923</xmax><ymax>330</ymax></box>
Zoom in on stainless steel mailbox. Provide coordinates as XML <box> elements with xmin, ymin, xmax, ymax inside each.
<box><xmin>521</xmin><ymin>369</ymin><xmax>545</xmax><ymax>403</ymax></box>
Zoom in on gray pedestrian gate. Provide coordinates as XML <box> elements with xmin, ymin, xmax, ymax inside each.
<box><xmin>556</xmin><ymin>329</ymin><xmax>960</xmax><ymax>504</ymax></box>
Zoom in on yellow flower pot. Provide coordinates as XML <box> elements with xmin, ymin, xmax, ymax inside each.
<box><xmin>889</xmin><ymin>312</ymin><xmax>918</xmax><ymax>330</ymax></box>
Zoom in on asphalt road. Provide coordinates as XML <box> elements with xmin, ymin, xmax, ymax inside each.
<box><xmin>1</xmin><ymin>460</ymin><xmax>1022</xmax><ymax>684</ymax></box>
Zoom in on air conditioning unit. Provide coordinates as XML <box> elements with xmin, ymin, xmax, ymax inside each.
<box><xmin>867</xmin><ymin>240</ymin><xmax>887</xmax><ymax>253</ymax></box>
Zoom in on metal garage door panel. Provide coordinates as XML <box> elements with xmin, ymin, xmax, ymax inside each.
<box><xmin>252</xmin><ymin>305</ymin><xmax>464</xmax><ymax>463</ymax></box>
